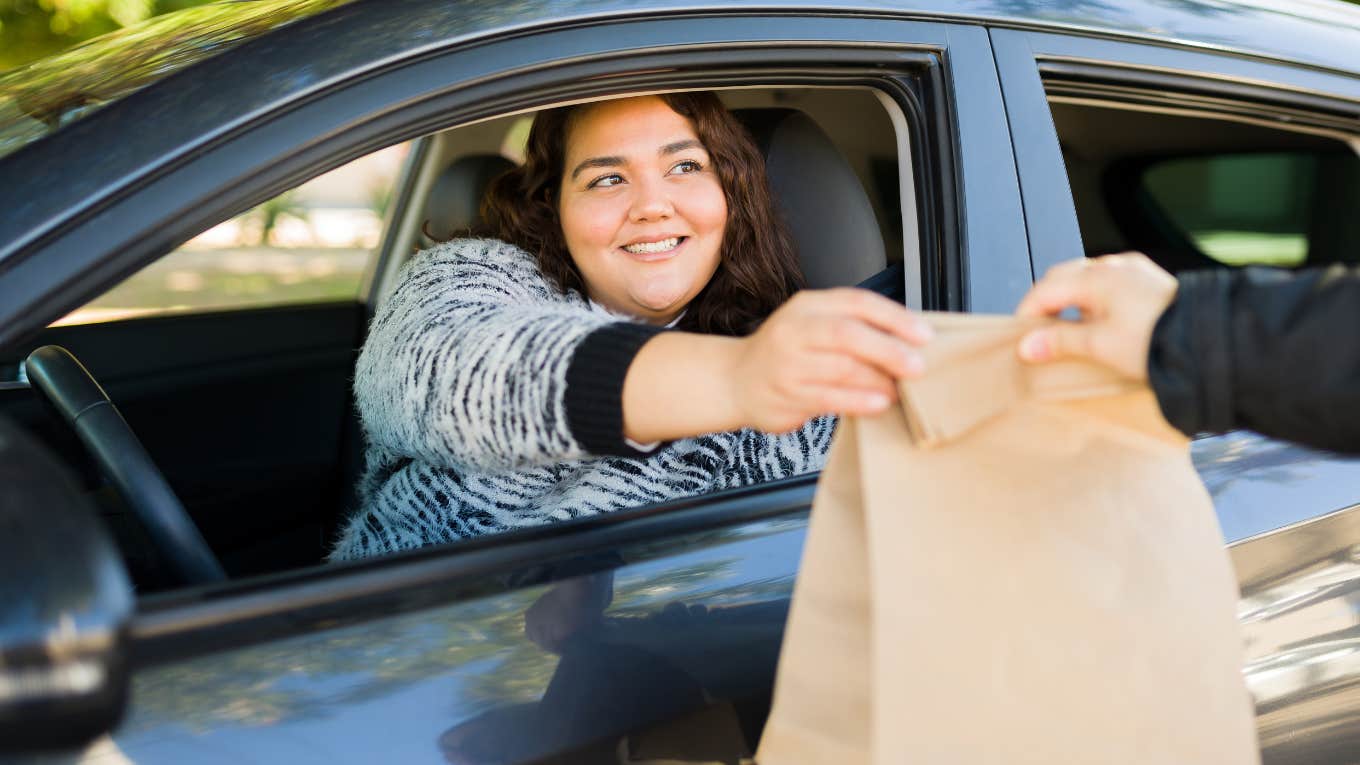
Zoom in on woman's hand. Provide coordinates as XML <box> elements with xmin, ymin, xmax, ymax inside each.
<box><xmin>622</xmin><ymin>289</ymin><xmax>930</xmax><ymax>442</ymax></box>
<box><xmin>727</xmin><ymin>288</ymin><xmax>933</xmax><ymax>432</ymax></box>
<box><xmin>1015</xmin><ymin>253</ymin><xmax>1177</xmax><ymax>380</ymax></box>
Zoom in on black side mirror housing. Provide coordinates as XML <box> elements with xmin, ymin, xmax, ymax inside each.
<box><xmin>0</xmin><ymin>416</ymin><xmax>134</xmax><ymax>751</ymax></box>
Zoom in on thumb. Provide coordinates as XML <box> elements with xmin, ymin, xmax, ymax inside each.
<box><xmin>1018</xmin><ymin>322</ymin><xmax>1094</xmax><ymax>364</ymax></box>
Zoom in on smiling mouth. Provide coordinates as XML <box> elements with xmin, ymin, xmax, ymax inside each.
<box><xmin>622</xmin><ymin>236</ymin><xmax>685</xmax><ymax>255</ymax></box>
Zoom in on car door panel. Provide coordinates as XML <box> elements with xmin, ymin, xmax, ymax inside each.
<box><xmin>106</xmin><ymin>498</ymin><xmax>815</xmax><ymax>765</ymax></box>
<box><xmin>991</xmin><ymin>28</ymin><xmax>1360</xmax><ymax>542</ymax></box>
<box><xmin>992</xmin><ymin>28</ymin><xmax>1360</xmax><ymax>764</ymax></box>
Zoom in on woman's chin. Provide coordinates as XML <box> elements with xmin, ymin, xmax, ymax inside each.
<box><xmin>627</xmin><ymin>294</ymin><xmax>687</xmax><ymax>321</ymax></box>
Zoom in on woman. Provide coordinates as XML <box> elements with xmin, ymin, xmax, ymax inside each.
<box><xmin>330</xmin><ymin>92</ymin><xmax>930</xmax><ymax>561</ymax></box>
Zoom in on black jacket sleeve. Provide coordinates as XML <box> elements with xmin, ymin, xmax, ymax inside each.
<box><xmin>1148</xmin><ymin>265</ymin><xmax>1360</xmax><ymax>453</ymax></box>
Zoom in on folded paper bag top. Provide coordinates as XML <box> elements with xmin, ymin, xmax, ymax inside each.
<box><xmin>753</xmin><ymin>312</ymin><xmax>1258</xmax><ymax>765</ymax></box>
<box><xmin>898</xmin><ymin>313</ymin><xmax>1165</xmax><ymax>448</ymax></box>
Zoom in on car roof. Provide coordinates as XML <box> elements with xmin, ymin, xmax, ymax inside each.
<box><xmin>1</xmin><ymin>0</ymin><xmax>1356</xmax><ymax>157</ymax></box>
<box><xmin>1</xmin><ymin>0</ymin><xmax>1357</xmax><ymax>269</ymax></box>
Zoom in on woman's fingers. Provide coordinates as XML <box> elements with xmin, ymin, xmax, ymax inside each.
<box><xmin>809</xmin><ymin>317</ymin><xmax>925</xmax><ymax>380</ymax></box>
<box><xmin>825</xmin><ymin>288</ymin><xmax>934</xmax><ymax>345</ymax></box>
<box><xmin>803</xmin><ymin>353</ymin><xmax>899</xmax><ymax>397</ymax></box>
<box><xmin>803</xmin><ymin>385</ymin><xmax>896</xmax><ymax>416</ymax></box>
<box><xmin>731</xmin><ymin>287</ymin><xmax>937</xmax><ymax>430</ymax></box>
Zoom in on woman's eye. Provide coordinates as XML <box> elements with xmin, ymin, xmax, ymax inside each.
<box><xmin>671</xmin><ymin>160</ymin><xmax>703</xmax><ymax>175</ymax></box>
<box><xmin>588</xmin><ymin>173</ymin><xmax>623</xmax><ymax>189</ymax></box>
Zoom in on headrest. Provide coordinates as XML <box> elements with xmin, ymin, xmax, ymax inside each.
<box><xmin>421</xmin><ymin>154</ymin><xmax>515</xmax><ymax>245</ymax></box>
<box><xmin>735</xmin><ymin>109</ymin><xmax>886</xmax><ymax>289</ymax></box>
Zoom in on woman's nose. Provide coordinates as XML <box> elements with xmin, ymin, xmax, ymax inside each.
<box><xmin>628</xmin><ymin>177</ymin><xmax>674</xmax><ymax>221</ymax></box>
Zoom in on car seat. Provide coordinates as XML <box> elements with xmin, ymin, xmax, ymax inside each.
<box><xmin>419</xmin><ymin>153</ymin><xmax>516</xmax><ymax>247</ymax></box>
<box><xmin>733</xmin><ymin>108</ymin><xmax>889</xmax><ymax>290</ymax></box>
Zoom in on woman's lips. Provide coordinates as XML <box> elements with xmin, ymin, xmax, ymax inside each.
<box><xmin>620</xmin><ymin>236</ymin><xmax>686</xmax><ymax>262</ymax></box>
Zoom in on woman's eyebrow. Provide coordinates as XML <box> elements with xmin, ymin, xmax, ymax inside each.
<box><xmin>570</xmin><ymin>155</ymin><xmax>623</xmax><ymax>180</ymax></box>
<box><xmin>661</xmin><ymin>139</ymin><xmax>703</xmax><ymax>155</ymax></box>
<box><xmin>569</xmin><ymin>140</ymin><xmax>704</xmax><ymax>180</ymax></box>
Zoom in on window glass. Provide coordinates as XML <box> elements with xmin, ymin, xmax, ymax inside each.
<box><xmin>52</xmin><ymin>142</ymin><xmax>410</xmax><ymax>327</ymax></box>
<box><xmin>1049</xmin><ymin>99</ymin><xmax>1360</xmax><ymax>272</ymax></box>
<box><xmin>1141</xmin><ymin>153</ymin><xmax>1328</xmax><ymax>268</ymax></box>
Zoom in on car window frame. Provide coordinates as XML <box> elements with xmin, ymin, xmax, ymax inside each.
<box><xmin>989</xmin><ymin>27</ymin><xmax>1360</xmax><ymax>282</ymax></box>
<box><xmin>0</xmin><ymin>15</ymin><xmax>1028</xmax><ymax>350</ymax></box>
<box><xmin>65</xmin><ymin>14</ymin><xmax>1026</xmax><ymax>667</ymax></box>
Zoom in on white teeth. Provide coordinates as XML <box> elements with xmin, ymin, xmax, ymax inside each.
<box><xmin>623</xmin><ymin>237</ymin><xmax>680</xmax><ymax>254</ymax></box>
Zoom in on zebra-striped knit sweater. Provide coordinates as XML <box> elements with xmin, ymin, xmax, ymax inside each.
<box><xmin>329</xmin><ymin>238</ymin><xmax>835</xmax><ymax>561</ymax></box>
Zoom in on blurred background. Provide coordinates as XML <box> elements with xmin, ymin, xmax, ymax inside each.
<box><xmin>0</xmin><ymin>0</ymin><xmax>408</xmax><ymax>327</ymax></box>
<box><xmin>1</xmin><ymin>0</ymin><xmax>219</xmax><ymax>70</ymax></box>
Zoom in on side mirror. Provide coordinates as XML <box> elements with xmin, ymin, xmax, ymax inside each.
<box><xmin>0</xmin><ymin>416</ymin><xmax>134</xmax><ymax>751</ymax></box>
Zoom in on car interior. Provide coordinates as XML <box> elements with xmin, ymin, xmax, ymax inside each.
<box><xmin>0</xmin><ymin>85</ymin><xmax>910</xmax><ymax>595</ymax></box>
<box><xmin>1050</xmin><ymin>98</ymin><xmax>1360</xmax><ymax>273</ymax></box>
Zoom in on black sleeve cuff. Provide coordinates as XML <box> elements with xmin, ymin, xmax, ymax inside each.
<box><xmin>565</xmin><ymin>322</ymin><xmax>668</xmax><ymax>457</ymax></box>
<box><xmin>1148</xmin><ymin>269</ymin><xmax>1235</xmax><ymax>438</ymax></box>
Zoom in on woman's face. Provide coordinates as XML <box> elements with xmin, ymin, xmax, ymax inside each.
<box><xmin>557</xmin><ymin>96</ymin><xmax>727</xmax><ymax>325</ymax></box>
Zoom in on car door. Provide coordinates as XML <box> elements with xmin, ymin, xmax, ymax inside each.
<box><xmin>2</xmin><ymin>8</ymin><xmax>1026</xmax><ymax>764</ymax></box>
<box><xmin>991</xmin><ymin>26</ymin><xmax>1360</xmax><ymax>764</ymax></box>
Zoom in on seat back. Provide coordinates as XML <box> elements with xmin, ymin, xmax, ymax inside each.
<box><xmin>419</xmin><ymin>154</ymin><xmax>516</xmax><ymax>246</ymax></box>
<box><xmin>735</xmin><ymin>108</ymin><xmax>886</xmax><ymax>288</ymax></box>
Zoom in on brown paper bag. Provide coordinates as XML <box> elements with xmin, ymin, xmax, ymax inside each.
<box><xmin>757</xmin><ymin>313</ymin><xmax>1259</xmax><ymax>765</ymax></box>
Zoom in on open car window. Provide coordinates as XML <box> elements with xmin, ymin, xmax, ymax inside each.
<box><xmin>51</xmin><ymin>143</ymin><xmax>410</xmax><ymax>327</ymax></box>
<box><xmin>1050</xmin><ymin>99</ymin><xmax>1360</xmax><ymax>273</ymax></box>
<box><xmin>1139</xmin><ymin>148</ymin><xmax>1360</xmax><ymax>268</ymax></box>
<box><xmin>23</xmin><ymin>83</ymin><xmax>918</xmax><ymax>592</ymax></box>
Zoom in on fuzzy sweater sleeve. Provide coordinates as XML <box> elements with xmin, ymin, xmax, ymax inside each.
<box><xmin>354</xmin><ymin>238</ymin><xmax>662</xmax><ymax>472</ymax></box>
<box><xmin>720</xmin><ymin>414</ymin><xmax>838</xmax><ymax>489</ymax></box>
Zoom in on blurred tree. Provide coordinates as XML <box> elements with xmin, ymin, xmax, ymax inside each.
<box><xmin>253</xmin><ymin>189</ymin><xmax>309</xmax><ymax>246</ymax></box>
<box><xmin>0</xmin><ymin>0</ymin><xmax>217</xmax><ymax>70</ymax></box>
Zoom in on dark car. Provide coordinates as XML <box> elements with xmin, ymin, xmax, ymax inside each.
<box><xmin>2</xmin><ymin>0</ymin><xmax>1360</xmax><ymax>762</ymax></box>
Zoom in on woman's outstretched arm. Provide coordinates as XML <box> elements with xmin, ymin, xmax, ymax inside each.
<box><xmin>620</xmin><ymin>288</ymin><xmax>932</xmax><ymax>443</ymax></box>
<box><xmin>360</xmin><ymin>240</ymin><xmax>930</xmax><ymax>470</ymax></box>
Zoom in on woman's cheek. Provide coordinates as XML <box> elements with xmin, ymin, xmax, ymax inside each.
<box><xmin>576</xmin><ymin>197</ymin><xmax>629</xmax><ymax>251</ymax></box>
<box><xmin>694</xmin><ymin>176</ymin><xmax>728</xmax><ymax>233</ymax></box>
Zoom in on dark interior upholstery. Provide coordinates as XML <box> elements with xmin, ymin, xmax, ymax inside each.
<box><xmin>735</xmin><ymin>108</ymin><xmax>887</xmax><ymax>289</ymax></box>
<box><xmin>419</xmin><ymin>154</ymin><xmax>516</xmax><ymax>246</ymax></box>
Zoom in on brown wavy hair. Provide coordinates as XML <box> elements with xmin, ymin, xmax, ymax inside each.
<box><xmin>475</xmin><ymin>92</ymin><xmax>803</xmax><ymax>336</ymax></box>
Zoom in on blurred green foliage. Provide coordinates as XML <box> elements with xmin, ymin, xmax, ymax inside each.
<box><xmin>0</xmin><ymin>0</ymin><xmax>220</xmax><ymax>70</ymax></box>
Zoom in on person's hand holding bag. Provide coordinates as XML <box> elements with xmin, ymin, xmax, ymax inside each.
<box><xmin>1015</xmin><ymin>252</ymin><xmax>1177</xmax><ymax>379</ymax></box>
